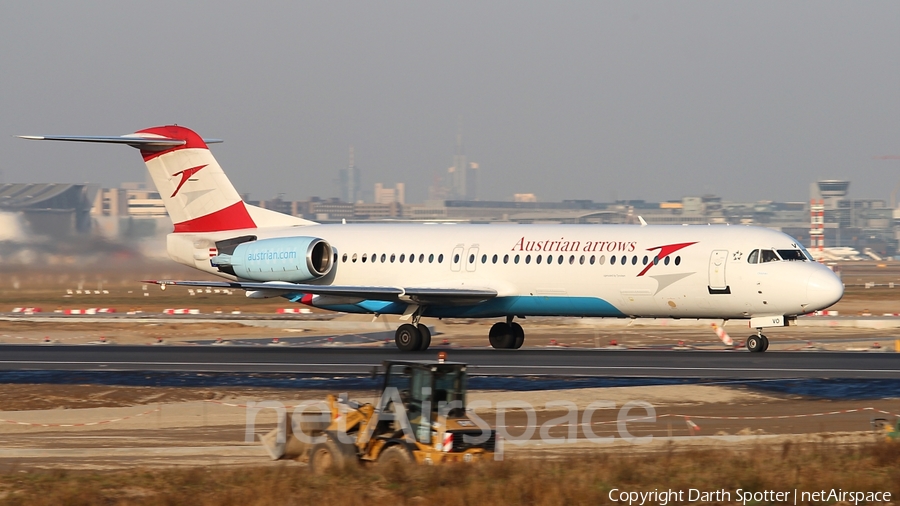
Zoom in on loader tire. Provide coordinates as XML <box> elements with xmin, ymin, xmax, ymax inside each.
<box><xmin>309</xmin><ymin>440</ymin><xmax>351</xmax><ymax>475</ymax></box>
<box><xmin>378</xmin><ymin>445</ymin><xmax>413</xmax><ymax>471</ymax></box>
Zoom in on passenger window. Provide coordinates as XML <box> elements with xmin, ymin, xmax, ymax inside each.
<box><xmin>410</xmin><ymin>253</ymin><xmax>416</xmax><ymax>263</ymax></box>
<box><xmin>514</xmin><ymin>254</ymin><xmax>520</xmax><ymax>264</ymax></box>
<box><xmin>428</xmin><ymin>254</ymin><xmax>434</xmax><ymax>263</ymax></box>
<box><xmin>674</xmin><ymin>256</ymin><xmax>681</xmax><ymax>266</ymax></box>
<box><xmin>481</xmin><ymin>254</ymin><xmax>487</xmax><ymax>264</ymax></box>
<box><xmin>400</xmin><ymin>254</ymin><xmax>406</xmax><ymax>263</ymax></box>
<box><xmin>653</xmin><ymin>256</ymin><xmax>658</xmax><ymax>265</ymax></box>
<box><xmin>589</xmin><ymin>255</ymin><xmax>595</xmax><ymax>265</ymax></box>
<box><xmin>631</xmin><ymin>256</ymin><xmax>637</xmax><ymax>265</ymax></box>
<box><xmin>598</xmin><ymin>255</ymin><xmax>605</xmax><ymax>265</ymax></box>
<box><xmin>760</xmin><ymin>250</ymin><xmax>779</xmax><ymax>263</ymax></box>
<box><xmin>390</xmin><ymin>254</ymin><xmax>396</xmax><ymax>263</ymax></box>
<box><xmin>419</xmin><ymin>254</ymin><xmax>425</xmax><ymax>263</ymax></box>
<box><xmin>579</xmin><ymin>255</ymin><xmax>585</xmax><ymax>265</ymax></box>
<box><xmin>342</xmin><ymin>253</ymin><xmax>348</xmax><ymax>263</ymax></box>
<box><xmin>503</xmin><ymin>254</ymin><xmax>509</xmax><ymax>264</ymax></box>
<box><xmin>492</xmin><ymin>254</ymin><xmax>498</xmax><ymax>264</ymax></box>
<box><xmin>611</xmin><ymin>255</ymin><xmax>617</xmax><ymax>265</ymax></box>
<box><xmin>569</xmin><ymin>255</ymin><xmax>575</xmax><ymax>264</ymax></box>
<box><xmin>468</xmin><ymin>254</ymin><xmax>475</xmax><ymax>264</ymax></box>
<box><xmin>352</xmin><ymin>253</ymin><xmax>358</xmax><ymax>263</ymax></box>
<box><xmin>525</xmin><ymin>255</ymin><xmax>531</xmax><ymax>264</ymax></box>
<box><xmin>453</xmin><ymin>254</ymin><xmax>459</xmax><ymax>263</ymax></box>
<box><xmin>438</xmin><ymin>254</ymin><xmax>444</xmax><ymax>263</ymax></box>
<box><xmin>362</xmin><ymin>253</ymin><xmax>367</xmax><ymax>263</ymax></box>
<box><xmin>381</xmin><ymin>254</ymin><xmax>387</xmax><ymax>263</ymax></box>
<box><xmin>642</xmin><ymin>256</ymin><xmax>648</xmax><ymax>265</ymax></box>
<box><xmin>664</xmin><ymin>256</ymin><xmax>670</xmax><ymax>265</ymax></box>
<box><xmin>536</xmin><ymin>255</ymin><xmax>542</xmax><ymax>264</ymax></box>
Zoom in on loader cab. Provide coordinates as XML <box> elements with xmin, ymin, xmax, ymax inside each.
<box><xmin>382</xmin><ymin>360</ymin><xmax>468</xmax><ymax>443</ymax></box>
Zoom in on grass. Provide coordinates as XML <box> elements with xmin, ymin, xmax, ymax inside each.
<box><xmin>0</xmin><ymin>442</ymin><xmax>897</xmax><ymax>505</ymax></box>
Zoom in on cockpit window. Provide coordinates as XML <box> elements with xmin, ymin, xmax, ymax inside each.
<box><xmin>777</xmin><ymin>249</ymin><xmax>807</xmax><ymax>261</ymax></box>
<box><xmin>747</xmin><ymin>250</ymin><xmax>759</xmax><ymax>264</ymax></box>
<box><xmin>760</xmin><ymin>250</ymin><xmax>779</xmax><ymax>263</ymax></box>
<box><xmin>798</xmin><ymin>245</ymin><xmax>815</xmax><ymax>261</ymax></box>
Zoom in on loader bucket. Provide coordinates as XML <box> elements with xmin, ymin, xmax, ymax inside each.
<box><xmin>259</xmin><ymin>410</ymin><xmax>331</xmax><ymax>461</ymax></box>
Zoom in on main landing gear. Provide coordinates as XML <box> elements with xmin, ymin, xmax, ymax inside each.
<box><xmin>746</xmin><ymin>330</ymin><xmax>769</xmax><ymax>353</ymax></box>
<box><xmin>392</xmin><ymin>313</ymin><xmax>525</xmax><ymax>352</ymax></box>
<box><xmin>488</xmin><ymin>317</ymin><xmax>525</xmax><ymax>350</ymax></box>
<box><xmin>394</xmin><ymin>323</ymin><xmax>432</xmax><ymax>352</ymax></box>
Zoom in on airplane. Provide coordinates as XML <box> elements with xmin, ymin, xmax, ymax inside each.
<box><xmin>20</xmin><ymin>125</ymin><xmax>844</xmax><ymax>352</ymax></box>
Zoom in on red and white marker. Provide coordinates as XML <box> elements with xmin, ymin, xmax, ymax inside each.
<box><xmin>711</xmin><ymin>323</ymin><xmax>733</xmax><ymax>346</ymax></box>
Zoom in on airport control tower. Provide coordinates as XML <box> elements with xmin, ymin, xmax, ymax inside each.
<box><xmin>810</xmin><ymin>180</ymin><xmax>850</xmax><ymax>249</ymax></box>
<box><xmin>814</xmin><ymin>180</ymin><xmax>850</xmax><ymax>209</ymax></box>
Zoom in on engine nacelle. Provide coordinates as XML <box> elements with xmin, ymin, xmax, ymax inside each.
<box><xmin>212</xmin><ymin>236</ymin><xmax>333</xmax><ymax>282</ymax></box>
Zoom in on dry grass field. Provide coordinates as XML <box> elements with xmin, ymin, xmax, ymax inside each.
<box><xmin>0</xmin><ymin>443</ymin><xmax>897</xmax><ymax>505</ymax></box>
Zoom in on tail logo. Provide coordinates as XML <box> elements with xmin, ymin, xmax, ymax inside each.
<box><xmin>170</xmin><ymin>164</ymin><xmax>208</xmax><ymax>197</ymax></box>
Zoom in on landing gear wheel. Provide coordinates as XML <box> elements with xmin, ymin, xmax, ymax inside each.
<box><xmin>309</xmin><ymin>440</ymin><xmax>349</xmax><ymax>475</ymax></box>
<box><xmin>395</xmin><ymin>324</ymin><xmax>422</xmax><ymax>352</ymax></box>
<box><xmin>416</xmin><ymin>324</ymin><xmax>431</xmax><ymax>351</ymax></box>
<box><xmin>378</xmin><ymin>445</ymin><xmax>413</xmax><ymax>470</ymax></box>
<box><xmin>510</xmin><ymin>322</ymin><xmax>525</xmax><ymax>349</ymax></box>
<box><xmin>489</xmin><ymin>322</ymin><xmax>515</xmax><ymax>349</ymax></box>
<box><xmin>760</xmin><ymin>335</ymin><xmax>769</xmax><ymax>352</ymax></box>
<box><xmin>746</xmin><ymin>335</ymin><xmax>765</xmax><ymax>353</ymax></box>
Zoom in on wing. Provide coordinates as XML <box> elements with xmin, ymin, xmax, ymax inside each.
<box><xmin>145</xmin><ymin>280</ymin><xmax>497</xmax><ymax>305</ymax></box>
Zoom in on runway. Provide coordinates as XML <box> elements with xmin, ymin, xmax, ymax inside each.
<box><xmin>0</xmin><ymin>345</ymin><xmax>897</xmax><ymax>379</ymax></box>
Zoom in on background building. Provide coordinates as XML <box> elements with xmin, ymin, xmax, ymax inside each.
<box><xmin>0</xmin><ymin>183</ymin><xmax>96</xmax><ymax>236</ymax></box>
<box><xmin>374</xmin><ymin>183</ymin><xmax>405</xmax><ymax>205</ymax></box>
<box><xmin>338</xmin><ymin>147</ymin><xmax>362</xmax><ymax>203</ymax></box>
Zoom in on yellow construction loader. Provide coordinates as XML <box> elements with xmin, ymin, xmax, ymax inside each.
<box><xmin>260</xmin><ymin>355</ymin><xmax>496</xmax><ymax>472</ymax></box>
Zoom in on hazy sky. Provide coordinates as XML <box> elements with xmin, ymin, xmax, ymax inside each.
<box><xmin>2</xmin><ymin>2</ymin><xmax>898</xmax><ymax>204</ymax></box>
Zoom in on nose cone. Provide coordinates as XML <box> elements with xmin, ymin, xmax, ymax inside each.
<box><xmin>807</xmin><ymin>268</ymin><xmax>843</xmax><ymax>311</ymax></box>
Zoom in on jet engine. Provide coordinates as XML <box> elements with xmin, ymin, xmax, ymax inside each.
<box><xmin>211</xmin><ymin>236</ymin><xmax>333</xmax><ymax>282</ymax></box>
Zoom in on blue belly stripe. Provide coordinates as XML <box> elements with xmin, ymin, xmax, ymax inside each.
<box><xmin>287</xmin><ymin>294</ymin><xmax>625</xmax><ymax>318</ymax></box>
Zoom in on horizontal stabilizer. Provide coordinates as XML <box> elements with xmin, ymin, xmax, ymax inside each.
<box><xmin>18</xmin><ymin>135</ymin><xmax>222</xmax><ymax>150</ymax></box>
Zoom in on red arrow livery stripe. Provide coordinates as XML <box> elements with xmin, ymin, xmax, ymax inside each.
<box><xmin>637</xmin><ymin>242</ymin><xmax>697</xmax><ymax>276</ymax></box>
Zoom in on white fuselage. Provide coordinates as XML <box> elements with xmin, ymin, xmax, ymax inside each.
<box><xmin>168</xmin><ymin>223</ymin><xmax>843</xmax><ymax>322</ymax></box>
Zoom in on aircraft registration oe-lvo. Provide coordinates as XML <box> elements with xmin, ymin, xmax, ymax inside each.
<box><xmin>21</xmin><ymin>125</ymin><xmax>844</xmax><ymax>353</ymax></box>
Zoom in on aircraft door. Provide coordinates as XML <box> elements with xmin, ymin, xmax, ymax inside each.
<box><xmin>465</xmin><ymin>245</ymin><xmax>480</xmax><ymax>272</ymax></box>
<box><xmin>450</xmin><ymin>245</ymin><xmax>464</xmax><ymax>272</ymax></box>
<box><xmin>708</xmin><ymin>250</ymin><xmax>728</xmax><ymax>291</ymax></box>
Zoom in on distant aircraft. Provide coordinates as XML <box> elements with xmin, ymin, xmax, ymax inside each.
<box><xmin>20</xmin><ymin>126</ymin><xmax>843</xmax><ymax>352</ymax></box>
<box><xmin>814</xmin><ymin>247</ymin><xmax>883</xmax><ymax>262</ymax></box>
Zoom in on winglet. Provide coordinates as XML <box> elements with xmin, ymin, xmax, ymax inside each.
<box><xmin>638</xmin><ymin>216</ymin><xmax>648</xmax><ymax>226</ymax></box>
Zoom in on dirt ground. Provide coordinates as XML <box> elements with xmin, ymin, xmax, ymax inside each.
<box><xmin>0</xmin><ymin>382</ymin><xmax>897</xmax><ymax>470</ymax></box>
